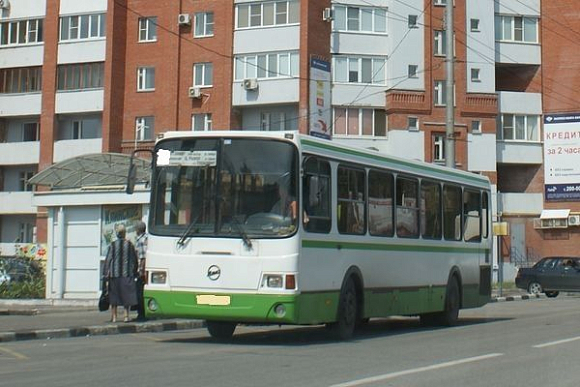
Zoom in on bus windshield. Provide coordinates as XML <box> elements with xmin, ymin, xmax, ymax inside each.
<box><xmin>150</xmin><ymin>137</ymin><xmax>299</xmax><ymax>239</ymax></box>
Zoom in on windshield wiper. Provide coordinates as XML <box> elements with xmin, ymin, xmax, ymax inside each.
<box><xmin>230</xmin><ymin>216</ymin><xmax>253</xmax><ymax>250</ymax></box>
<box><xmin>176</xmin><ymin>213</ymin><xmax>202</xmax><ymax>247</ymax></box>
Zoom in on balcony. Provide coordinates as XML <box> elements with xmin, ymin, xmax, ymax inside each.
<box><xmin>385</xmin><ymin>90</ymin><xmax>429</xmax><ymax>114</ymax></box>
<box><xmin>0</xmin><ymin>192</ymin><xmax>35</xmax><ymax>214</ymax></box>
<box><xmin>496</xmin><ymin>141</ymin><xmax>543</xmax><ymax>164</ymax></box>
<box><xmin>462</xmin><ymin>93</ymin><xmax>498</xmax><ymax>118</ymax></box>
<box><xmin>58</xmin><ymin>39</ymin><xmax>106</xmax><ymax>64</ymax></box>
<box><xmin>0</xmin><ymin>93</ymin><xmax>42</xmax><ymax>117</ymax></box>
<box><xmin>232</xmin><ymin>78</ymin><xmax>299</xmax><ymax>106</ymax></box>
<box><xmin>55</xmin><ymin>89</ymin><xmax>104</xmax><ymax>114</ymax></box>
<box><xmin>495</xmin><ymin>42</ymin><xmax>541</xmax><ymax>65</ymax></box>
<box><xmin>234</xmin><ymin>25</ymin><xmax>299</xmax><ymax>54</ymax></box>
<box><xmin>0</xmin><ymin>44</ymin><xmax>44</xmax><ymax>68</ymax></box>
<box><xmin>498</xmin><ymin>91</ymin><xmax>542</xmax><ymax>114</ymax></box>
<box><xmin>53</xmin><ymin>138</ymin><xmax>103</xmax><ymax>163</ymax></box>
<box><xmin>0</xmin><ymin>141</ymin><xmax>40</xmax><ymax>165</ymax></box>
<box><xmin>498</xmin><ymin>192</ymin><xmax>543</xmax><ymax>216</ymax></box>
<box><xmin>333</xmin><ymin>84</ymin><xmax>386</xmax><ymax>107</ymax></box>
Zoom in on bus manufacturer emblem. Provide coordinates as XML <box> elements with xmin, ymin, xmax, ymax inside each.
<box><xmin>207</xmin><ymin>265</ymin><xmax>221</xmax><ymax>281</ymax></box>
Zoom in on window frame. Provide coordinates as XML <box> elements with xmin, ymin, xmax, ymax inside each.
<box><xmin>193</xmin><ymin>63</ymin><xmax>214</xmax><ymax>87</ymax></box>
<box><xmin>194</xmin><ymin>12</ymin><xmax>214</xmax><ymax>38</ymax></box>
<box><xmin>433</xmin><ymin>133</ymin><xmax>446</xmax><ymax>162</ymax></box>
<box><xmin>498</xmin><ymin>114</ymin><xmax>540</xmax><ymax>142</ymax></box>
<box><xmin>236</xmin><ymin>1</ymin><xmax>300</xmax><ymax>29</ymax></box>
<box><xmin>0</xmin><ymin>19</ymin><xmax>44</xmax><ymax>46</ymax></box>
<box><xmin>332</xmin><ymin>55</ymin><xmax>386</xmax><ymax>85</ymax></box>
<box><xmin>234</xmin><ymin>51</ymin><xmax>299</xmax><ymax>81</ymax></box>
<box><xmin>332</xmin><ymin>5</ymin><xmax>387</xmax><ymax>34</ymax></box>
<box><xmin>60</xmin><ymin>13</ymin><xmax>106</xmax><ymax>41</ymax></box>
<box><xmin>192</xmin><ymin>113</ymin><xmax>213</xmax><ymax>131</ymax></box>
<box><xmin>137</xmin><ymin>66</ymin><xmax>155</xmax><ymax>92</ymax></box>
<box><xmin>135</xmin><ymin>116</ymin><xmax>154</xmax><ymax>141</ymax></box>
<box><xmin>303</xmin><ymin>156</ymin><xmax>332</xmax><ymax>234</ymax></box>
<box><xmin>138</xmin><ymin>17</ymin><xmax>158</xmax><ymax>42</ymax></box>
<box><xmin>332</xmin><ymin>107</ymin><xmax>386</xmax><ymax>137</ymax></box>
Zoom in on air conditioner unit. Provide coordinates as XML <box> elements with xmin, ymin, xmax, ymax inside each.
<box><xmin>188</xmin><ymin>87</ymin><xmax>202</xmax><ymax>99</ymax></box>
<box><xmin>322</xmin><ymin>7</ymin><xmax>333</xmax><ymax>22</ymax></box>
<box><xmin>0</xmin><ymin>0</ymin><xmax>10</xmax><ymax>9</ymax></box>
<box><xmin>178</xmin><ymin>13</ymin><xmax>191</xmax><ymax>26</ymax></box>
<box><xmin>242</xmin><ymin>78</ymin><xmax>258</xmax><ymax>91</ymax></box>
<box><xmin>569</xmin><ymin>215</ymin><xmax>580</xmax><ymax>226</ymax></box>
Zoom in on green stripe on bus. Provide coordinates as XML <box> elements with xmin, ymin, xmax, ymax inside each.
<box><xmin>302</xmin><ymin>239</ymin><xmax>490</xmax><ymax>254</ymax></box>
<box><xmin>301</xmin><ymin>138</ymin><xmax>487</xmax><ymax>185</ymax></box>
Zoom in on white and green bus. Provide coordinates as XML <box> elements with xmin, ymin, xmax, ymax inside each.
<box><xmin>138</xmin><ymin>130</ymin><xmax>492</xmax><ymax>339</ymax></box>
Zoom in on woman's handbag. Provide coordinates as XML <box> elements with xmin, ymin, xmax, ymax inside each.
<box><xmin>98</xmin><ymin>278</ymin><xmax>110</xmax><ymax>312</ymax></box>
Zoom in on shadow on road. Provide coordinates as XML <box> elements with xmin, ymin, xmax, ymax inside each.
<box><xmin>160</xmin><ymin>316</ymin><xmax>511</xmax><ymax>346</ymax></box>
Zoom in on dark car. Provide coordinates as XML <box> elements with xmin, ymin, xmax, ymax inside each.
<box><xmin>515</xmin><ymin>256</ymin><xmax>580</xmax><ymax>298</ymax></box>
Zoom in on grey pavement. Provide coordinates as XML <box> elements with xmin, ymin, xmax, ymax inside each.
<box><xmin>0</xmin><ymin>288</ymin><xmax>538</xmax><ymax>343</ymax></box>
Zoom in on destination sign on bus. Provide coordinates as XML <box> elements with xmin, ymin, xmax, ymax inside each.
<box><xmin>157</xmin><ymin>149</ymin><xmax>217</xmax><ymax>167</ymax></box>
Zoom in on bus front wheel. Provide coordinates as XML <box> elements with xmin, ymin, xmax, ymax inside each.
<box><xmin>327</xmin><ymin>277</ymin><xmax>358</xmax><ymax>340</ymax></box>
<box><xmin>207</xmin><ymin>321</ymin><xmax>236</xmax><ymax>340</ymax></box>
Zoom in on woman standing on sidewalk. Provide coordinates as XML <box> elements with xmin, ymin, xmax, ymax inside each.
<box><xmin>104</xmin><ymin>224</ymin><xmax>138</xmax><ymax>323</ymax></box>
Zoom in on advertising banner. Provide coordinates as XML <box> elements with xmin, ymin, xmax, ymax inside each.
<box><xmin>544</xmin><ymin>114</ymin><xmax>580</xmax><ymax>201</ymax></box>
<box><xmin>309</xmin><ymin>57</ymin><xmax>331</xmax><ymax>140</ymax></box>
<box><xmin>100</xmin><ymin>205</ymin><xmax>142</xmax><ymax>256</ymax></box>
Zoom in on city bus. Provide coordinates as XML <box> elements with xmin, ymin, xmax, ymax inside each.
<box><xmin>134</xmin><ymin>130</ymin><xmax>492</xmax><ymax>340</ymax></box>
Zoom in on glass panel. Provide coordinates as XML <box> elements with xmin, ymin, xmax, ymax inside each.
<box><xmin>502</xmin><ymin>114</ymin><xmax>514</xmax><ymax>140</ymax></box>
<box><xmin>361</xmin><ymin>9</ymin><xmax>372</xmax><ymax>32</ymax></box>
<box><xmin>421</xmin><ymin>181</ymin><xmax>441</xmax><ymax>239</ymax></box>
<box><xmin>396</xmin><ymin>177</ymin><xmax>419</xmax><ymax>238</ymax></box>
<box><xmin>334</xmin><ymin>108</ymin><xmax>347</xmax><ymax>135</ymax></box>
<box><xmin>247</xmin><ymin>56</ymin><xmax>257</xmax><ymax>79</ymax></box>
<box><xmin>502</xmin><ymin>16</ymin><xmax>512</xmax><ymax>40</ymax></box>
<box><xmin>347</xmin><ymin>7</ymin><xmax>360</xmax><ymax>31</ymax></box>
<box><xmin>303</xmin><ymin>158</ymin><xmax>331</xmax><ymax>233</ymax></box>
<box><xmin>204</xmin><ymin>63</ymin><xmax>213</xmax><ymax>85</ymax></box>
<box><xmin>90</xmin><ymin>15</ymin><xmax>99</xmax><ymax>37</ymax></box>
<box><xmin>275</xmin><ymin>2</ymin><xmax>287</xmax><ymax>25</ymax></box>
<box><xmin>374</xmin><ymin>110</ymin><xmax>386</xmax><ymax>136</ymax></box>
<box><xmin>337</xmin><ymin>167</ymin><xmax>365</xmax><ymax>235</ymax></box>
<box><xmin>514</xmin><ymin>17</ymin><xmax>523</xmax><ymax>41</ymax></box>
<box><xmin>527</xmin><ymin>115</ymin><xmax>538</xmax><ymax>141</ymax></box>
<box><xmin>368</xmin><ymin>170</ymin><xmax>393</xmax><ymax>236</ymax></box>
<box><xmin>18</xmin><ymin>21</ymin><xmax>27</xmax><ymax>44</ymax></box>
<box><xmin>149</xmin><ymin>18</ymin><xmax>157</xmax><ymax>40</ymax></box>
<box><xmin>524</xmin><ymin>17</ymin><xmax>537</xmax><ymax>42</ymax></box>
<box><xmin>375</xmin><ymin>9</ymin><xmax>386</xmax><ymax>32</ymax></box>
<box><xmin>250</xmin><ymin>4</ymin><xmax>262</xmax><ymax>27</ymax></box>
<box><xmin>263</xmin><ymin>3</ymin><xmax>275</xmax><ymax>26</ymax></box>
<box><xmin>348</xmin><ymin>58</ymin><xmax>359</xmax><ymax>82</ymax></box>
<box><xmin>463</xmin><ymin>190</ymin><xmax>481</xmax><ymax>242</ymax></box>
<box><xmin>443</xmin><ymin>185</ymin><xmax>462</xmax><ymax>240</ymax></box>
<box><xmin>373</xmin><ymin>58</ymin><xmax>385</xmax><ymax>84</ymax></box>
<box><xmin>80</xmin><ymin>15</ymin><xmax>89</xmax><ymax>39</ymax></box>
<box><xmin>494</xmin><ymin>15</ymin><xmax>501</xmax><ymax>40</ymax></box>
<box><xmin>194</xmin><ymin>64</ymin><xmax>203</xmax><ymax>85</ymax></box>
<box><xmin>235</xmin><ymin>57</ymin><xmax>244</xmax><ymax>80</ymax></box>
<box><xmin>515</xmin><ymin>115</ymin><xmax>525</xmax><ymax>140</ymax></box>
<box><xmin>334</xmin><ymin>57</ymin><xmax>347</xmax><ymax>82</ymax></box>
<box><xmin>361</xmin><ymin>58</ymin><xmax>372</xmax><ymax>83</ymax></box>
<box><xmin>334</xmin><ymin>6</ymin><xmax>346</xmax><ymax>30</ymax></box>
<box><xmin>288</xmin><ymin>1</ymin><xmax>300</xmax><ymax>23</ymax></box>
<box><xmin>195</xmin><ymin>13</ymin><xmax>205</xmax><ymax>36</ymax></box>
<box><xmin>146</xmin><ymin>68</ymin><xmax>155</xmax><ymax>89</ymax></box>
<box><xmin>100</xmin><ymin>14</ymin><xmax>106</xmax><ymax>37</ymax></box>
<box><xmin>362</xmin><ymin>109</ymin><xmax>373</xmax><ymax>135</ymax></box>
<box><xmin>279</xmin><ymin>53</ymin><xmax>289</xmax><ymax>77</ymax></box>
<box><xmin>290</xmin><ymin>53</ymin><xmax>299</xmax><ymax>76</ymax></box>
<box><xmin>206</xmin><ymin>13</ymin><xmax>214</xmax><ymax>35</ymax></box>
<box><xmin>267</xmin><ymin>55</ymin><xmax>277</xmax><ymax>77</ymax></box>
<box><xmin>257</xmin><ymin>55</ymin><xmax>267</xmax><ymax>78</ymax></box>
<box><xmin>237</xmin><ymin>5</ymin><xmax>249</xmax><ymax>28</ymax></box>
<box><xmin>347</xmin><ymin>108</ymin><xmax>359</xmax><ymax>135</ymax></box>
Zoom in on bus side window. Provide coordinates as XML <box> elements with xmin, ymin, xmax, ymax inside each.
<box><xmin>463</xmin><ymin>189</ymin><xmax>481</xmax><ymax>242</ymax></box>
<box><xmin>368</xmin><ymin>170</ymin><xmax>393</xmax><ymax>237</ymax></box>
<box><xmin>443</xmin><ymin>185</ymin><xmax>462</xmax><ymax>241</ymax></box>
<box><xmin>396</xmin><ymin>176</ymin><xmax>419</xmax><ymax>238</ymax></box>
<box><xmin>337</xmin><ymin>166</ymin><xmax>366</xmax><ymax>235</ymax></box>
<box><xmin>303</xmin><ymin>157</ymin><xmax>331</xmax><ymax>233</ymax></box>
<box><xmin>421</xmin><ymin>180</ymin><xmax>442</xmax><ymax>239</ymax></box>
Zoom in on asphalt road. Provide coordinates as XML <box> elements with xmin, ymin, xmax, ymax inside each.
<box><xmin>1</xmin><ymin>296</ymin><xmax>580</xmax><ymax>387</ymax></box>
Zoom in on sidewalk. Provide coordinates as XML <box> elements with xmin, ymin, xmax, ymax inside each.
<box><xmin>0</xmin><ymin>289</ymin><xmax>539</xmax><ymax>343</ymax></box>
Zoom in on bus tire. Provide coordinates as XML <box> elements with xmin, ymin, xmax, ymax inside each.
<box><xmin>207</xmin><ymin>321</ymin><xmax>236</xmax><ymax>340</ymax></box>
<box><xmin>328</xmin><ymin>277</ymin><xmax>358</xmax><ymax>340</ymax></box>
<box><xmin>437</xmin><ymin>277</ymin><xmax>461</xmax><ymax>326</ymax></box>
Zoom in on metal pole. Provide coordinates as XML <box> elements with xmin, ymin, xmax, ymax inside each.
<box><xmin>57</xmin><ymin>206</ymin><xmax>66</xmax><ymax>299</ymax></box>
<box><xmin>445</xmin><ymin>0</ymin><xmax>455</xmax><ymax>168</ymax></box>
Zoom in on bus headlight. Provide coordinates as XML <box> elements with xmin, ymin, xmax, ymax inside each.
<box><xmin>148</xmin><ymin>298</ymin><xmax>159</xmax><ymax>312</ymax></box>
<box><xmin>262</xmin><ymin>274</ymin><xmax>283</xmax><ymax>288</ymax></box>
<box><xmin>274</xmin><ymin>304</ymin><xmax>286</xmax><ymax>317</ymax></box>
<box><xmin>150</xmin><ymin>271</ymin><xmax>167</xmax><ymax>284</ymax></box>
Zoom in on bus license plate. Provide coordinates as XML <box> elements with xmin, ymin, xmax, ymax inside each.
<box><xmin>196</xmin><ymin>295</ymin><xmax>231</xmax><ymax>306</ymax></box>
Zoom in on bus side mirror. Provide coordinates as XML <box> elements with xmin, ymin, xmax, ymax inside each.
<box><xmin>126</xmin><ymin>162</ymin><xmax>137</xmax><ymax>194</ymax></box>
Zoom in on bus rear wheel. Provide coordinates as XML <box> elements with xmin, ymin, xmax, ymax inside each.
<box><xmin>206</xmin><ymin>321</ymin><xmax>236</xmax><ymax>340</ymax></box>
<box><xmin>328</xmin><ymin>277</ymin><xmax>358</xmax><ymax>340</ymax></box>
<box><xmin>421</xmin><ymin>278</ymin><xmax>460</xmax><ymax>327</ymax></box>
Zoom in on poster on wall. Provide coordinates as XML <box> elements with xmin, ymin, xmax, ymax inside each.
<box><xmin>309</xmin><ymin>57</ymin><xmax>331</xmax><ymax>140</ymax></box>
<box><xmin>100</xmin><ymin>205</ymin><xmax>142</xmax><ymax>256</ymax></box>
<box><xmin>544</xmin><ymin>114</ymin><xmax>580</xmax><ymax>201</ymax></box>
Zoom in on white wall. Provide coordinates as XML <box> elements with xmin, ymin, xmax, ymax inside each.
<box><xmin>240</xmin><ymin>104</ymin><xmax>299</xmax><ymax>131</ymax></box>
<box><xmin>234</xmin><ymin>26</ymin><xmax>300</xmax><ymax>54</ymax></box>
<box><xmin>468</xmin><ymin>133</ymin><xmax>497</xmax><ymax>172</ymax></box>
<box><xmin>58</xmin><ymin>40</ymin><xmax>107</xmax><ymax>64</ymax></box>
<box><xmin>466</xmin><ymin>0</ymin><xmax>496</xmax><ymax>94</ymax></box>
<box><xmin>0</xmin><ymin>93</ymin><xmax>42</xmax><ymax>117</ymax></box>
<box><xmin>1</xmin><ymin>0</ymin><xmax>46</xmax><ymax>19</ymax></box>
<box><xmin>59</xmin><ymin>0</ymin><xmax>107</xmax><ymax>15</ymax></box>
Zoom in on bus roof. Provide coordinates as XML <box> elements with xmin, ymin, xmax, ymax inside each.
<box><xmin>157</xmin><ymin>130</ymin><xmax>490</xmax><ymax>188</ymax></box>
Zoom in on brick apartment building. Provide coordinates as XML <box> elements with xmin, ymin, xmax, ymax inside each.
<box><xmin>1</xmin><ymin>0</ymin><xmax>580</xmax><ymax>297</ymax></box>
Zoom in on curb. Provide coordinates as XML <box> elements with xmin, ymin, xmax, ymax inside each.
<box><xmin>490</xmin><ymin>293</ymin><xmax>544</xmax><ymax>302</ymax></box>
<box><xmin>0</xmin><ymin>319</ymin><xmax>205</xmax><ymax>343</ymax></box>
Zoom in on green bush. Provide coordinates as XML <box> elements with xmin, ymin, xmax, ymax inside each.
<box><xmin>0</xmin><ymin>256</ymin><xmax>46</xmax><ymax>299</ymax></box>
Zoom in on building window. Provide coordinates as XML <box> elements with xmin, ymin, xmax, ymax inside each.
<box><xmin>498</xmin><ymin>114</ymin><xmax>540</xmax><ymax>141</ymax></box>
<box><xmin>471</xmin><ymin>68</ymin><xmax>481</xmax><ymax>82</ymax></box>
<box><xmin>236</xmin><ymin>1</ymin><xmax>300</xmax><ymax>29</ymax></box>
<box><xmin>136</xmin><ymin>116</ymin><xmax>154</xmax><ymax>141</ymax></box>
<box><xmin>19</xmin><ymin>171</ymin><xmax>35</xmax><ymax>192</ymax></box>
<box><xmin>434</xmin><ymin>0</ymin><xmax>447</xmax><ymax>5</ymax></box>
<box><xmin>408</xmin><ymin>15</ymin><xmax>418</xmax><ymax>28</ymax></box>
<box><xmin>60</xmin><ymin>13</ymin><xmax>106</xmax><ymax>41</ymax></box>
<box><xmin>471</xmin><ymin>120</ymin><xmax>482</xmax><ymax>134</ymax></box>
<box><xmin>137</xmin><ymin>67</ymin><xmax>155</xmax><ymax>91</ymax></box>
<box><xmin>333</xmin><ymin>56</ymin><xmax>386</xmax><ymax>84</ymax></box>
<box><xmin>194</xmin><ymin>63</ymin><xmax>213</xmax><ymax>87</ymax></box>
<box><xmin>408</xmin><ymin>64</ymin><xmax>418</xmax><ymax>78</ymax></box>
<box><xmin>433</xmin><ymin>134</ymin><xmax>445</xmax><ymax>162</ymax></box>
<box><xmin>470</xmin><ymin>18</ymin><xmax>480</xmax><ymax>32</ymax></box>
<box><xmin>407</xmin><ymin>117</ymin><xmax>419</xmax><ymax>131</ymax></box>
<box><xmin>434</xmin><ymin>30</ymin><xmax>446</xmax><ymax>56</ymax></box>
<box><xmin>19</xmin><ymin>223</ymin><xmax>35</xmax><ymax>243</ymax></box>
<box><xmin>57</xmin><ymin>63</ymin><xmax>104</xmax><ymax>91</ymax></box>
<box><xmin>235</xmin><ymin>51</ymin><xmax>299</xmax><ymax>80</ymax></box>
<box><xmin>333</xmin><ymin>108</ymin><xmax>386</xmax><ymax>137</ymax></box>
<box><xmin>0</xmin><ymin>19</ymin><xmax>44</xmax><ymax>46</ymax></box>
<box><xmin>138</xmin><ymin>17</ymin><xmax>157</xmax><ymax>42</ymax></box>
<box><xmin>194</xmin><ymin>12</ymin><xmax>214</xmax><ymax>37</ymax></box>
<box><xmin>434</xmin><ymin>80</ymin><xmax>445</xmax><ymax>105</ymax></box>
<box><xmin>0</xmin><ymin>67</ymin><xmax>42</xmax><ymax>93</ymax></box>
<box><xmin>495</xmin><ymin>15</ymin><xmax>538</xmax><ymax>43</ymax></box>
<box><xmin>23</xmin><ymin>122</ymin><xmax>40</xmax><ymax>142</ymax></box>
<box><xmin>261</xmin><ymin>112</ymin><xmax>287</xmax><ymax>131</ymax></box>
<box><xmin>57</xmin><ymin>115</ymin><xmax>101</xmax><ymax>140</ymax></box>
<box><xmin>333</xmin><ymin>5</ymin><xmax>387</xmax><ymax>33</ymax></box>
<box><xmin>192</xmin><ymin>113</ymin><xmax>212</xmax><ymax>131</ymax></box>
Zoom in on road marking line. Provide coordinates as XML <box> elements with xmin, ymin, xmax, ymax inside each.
<box><xmin>329</xmin><ymin>353</ymin><xmax>504</xmax><ymax>387</ymax></box>
<box><xmin>0</xmin><ymin>346</ymin><xmax>29</xmax><ymax>360</ymax></box>
<box><xmin>533</xmin><ymin>336</ymin><xmax>580</xmax><ymax>348</ymax></box>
